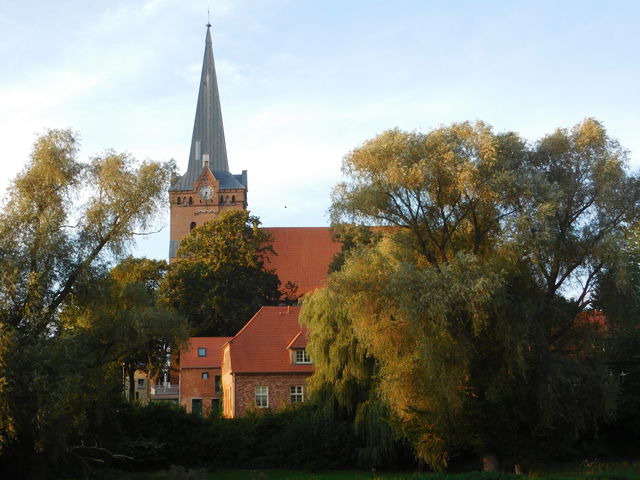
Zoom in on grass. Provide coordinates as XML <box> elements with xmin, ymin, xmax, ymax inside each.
<box><xmin>93</xmin><ymin>464</ymin><xmax>640</xmax><ymax>480</ymax></box>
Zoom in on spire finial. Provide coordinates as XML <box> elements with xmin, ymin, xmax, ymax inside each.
<box><xmin>206</xmin><ymin>8</ymin><xmax>211</xmax><ymax>28</ymax></box>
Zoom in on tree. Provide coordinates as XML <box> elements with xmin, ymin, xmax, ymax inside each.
<box><xmin>0</xmin><ymin>129</ymin><xmax>173</xmax><ymax>476</ymax></box>
<box><xmin>161</xmin><ymin>210</ymin><xmax>281</xmax><ymax>336</ymax></box>
<box><xmin>302</xmin><ymin>120</ymin><xmax>639</xmax><ymax>471</ymax></box>
<box><xmin>67</xmin><ymin>257</ymin><xmax>189</xmax><ymax>401</ymax></box>
<box><xmin>593</xmin><ymin>253</ymin><xmax>640</xmax><ymax>447</ymax></box>
<box><xmin>300</xmin><ymin>286</ymin><xmax>405</xmax><ymax>468</ymax></box>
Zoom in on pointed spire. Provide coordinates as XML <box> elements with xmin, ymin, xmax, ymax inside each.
<box><xmin>191</xmin><ymin>23</ymin><xmax>228</xmax><ymax>172</ymax></box>
<box><xmin>171</xmin><ymin>24</ymin><xmax>229</xmax><ymax>191</ymax></box>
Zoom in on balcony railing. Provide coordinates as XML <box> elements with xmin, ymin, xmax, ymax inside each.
<box><xmin>151</xmin><ymin>383</ymin><xmax>179</xmax><ymax>397</ymax></box>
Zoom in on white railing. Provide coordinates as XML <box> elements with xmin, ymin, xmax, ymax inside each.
<box><xmin>151</xmin><ymin>383</ymin><xmax>179</xmax><ymax>396</ymax></box>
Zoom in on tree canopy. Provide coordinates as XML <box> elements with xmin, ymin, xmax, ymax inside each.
<box><xmin>67</xmin><ymin>257</ymin><xmax>189</xmax><ymax>401</ymax></box>
<box><xmin>0</xmin><ymin>129</ymin><xmax>174</xmax><ymax>476</ymax></box>
<box><xmin>161</xmin><ymin>210</ymin><xmax>281</xmax><ymax>336</ymax></box>
<box><xmin>301</xmin><ymin>119</ymin><xmax>640</xmax><ymax>471</ymax></box>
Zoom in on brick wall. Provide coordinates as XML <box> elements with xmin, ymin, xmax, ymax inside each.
<box><xmin>170</xmin><ymin>189</ymin><xmax>246</xmax><ymax>245</ymax></box>
<box><xmin>179</xmin><ymin>367</ymin><xmax>222</xmax><ymax>416</ymax></box>
<box><xmin>233</xmin><ymin>373</ymin><xmax>311</xmax><ymax>417</ymax></box>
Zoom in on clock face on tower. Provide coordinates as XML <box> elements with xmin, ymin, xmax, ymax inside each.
<box><xmin>199</xmin><ymin>185</ymin><xmax>213</xmax><ymax>200</ymax></box>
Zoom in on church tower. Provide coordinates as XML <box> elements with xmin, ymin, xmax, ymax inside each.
<box><xmin>169</xmin><ymin>24</ymin><xmax>248</xmax><ymax>260</ymax></box>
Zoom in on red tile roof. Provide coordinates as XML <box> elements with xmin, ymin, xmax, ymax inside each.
<box><xmin>286</xmin><ymin>331</ymin><xmax>306</xmax><ymax>349</ymax></box>
<box><xmin>576</xmin><ymin>310</ymin><xmax>607</xmax><ymax>329</ymax></box>
<box><xmin>181</xmin><ymin>337</ymin><xmax>232</xmax><ymax>368</ymax></box>
<box><xmin>226</xmin><ymin>306</ymin><xmax>313</xmax><ymax>374</ymax></box>
<box><xmin>263</xmin><ymin>227</ymin><xmax>342</xmax><ymax>296</ymax></box>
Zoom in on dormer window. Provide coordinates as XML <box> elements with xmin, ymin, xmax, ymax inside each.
<box><xmin>198</xmin><ymin>347</ymin><xmax>206</xmax><ymax>357</ymax></box>
<box><xmin>294</xmin><ymin>349</ymin><xmax>311</xmax><ymax>364</ymax></box>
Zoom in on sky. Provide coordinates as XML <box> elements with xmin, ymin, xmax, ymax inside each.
<box><xmin>1</xmin><ymin>0</ymin><xmax>639</xmax><ymax>261</ymax></box>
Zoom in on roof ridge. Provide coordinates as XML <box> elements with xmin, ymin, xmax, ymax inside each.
<box><xmin>286</xmin><ymin>330</ymin><xmax>303</xmax><ymax>349</ymax></box>
<box><xmin>227</xmin><ymin>306</ymin><xmax>265</xmax><ymax>343</ymax></box>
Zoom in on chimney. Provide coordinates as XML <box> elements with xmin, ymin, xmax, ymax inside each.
<box><xmin>202</xmin><ymin>154</ymin><xmax>209</xmax><ymax>168</ymax></box>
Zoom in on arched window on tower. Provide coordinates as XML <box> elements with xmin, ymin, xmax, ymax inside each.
<box><xmin>190</xmin><ymin>222</ymin><xmax>196</xmax><ymax>231</ymax></box>
<box><xmin>231</xmin><ymin>195</ymin><xmax>235</xmax><ymax>204</ymax></box>
<box><xmin>188</xmin><ymin>197</ymin><xmax>193</xmax><ymax>206</ymax></box>
<box><xmin>177</xmin><ymin>197</ymin><xmax>181</xmax><ymax>206</ymax></box>
<box><xmin>220</xmin><ymin>195</ymin><xmax>224</xmax><ymax>204</ymax></box>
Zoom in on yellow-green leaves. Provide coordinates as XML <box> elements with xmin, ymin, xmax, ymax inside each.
<box><xmin>332</xmin><ymin>122</ymin><xmax>519</xmax><ymax>267</ymax></box>
<box><xmin>305</xmin><ymin>118</ymin><xmax>638</xmax><ymax>469</ymax></box>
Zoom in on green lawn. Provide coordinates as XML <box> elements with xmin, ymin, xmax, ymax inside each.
<box><xmin>204</xmin><ymin>469</ymin><xmax>640</xmax><ymax>480</ymax></box>
<box><xmin>95</xmin><ymin>464</ymin><xmax>640</xmax><ymax>480</ymax></box>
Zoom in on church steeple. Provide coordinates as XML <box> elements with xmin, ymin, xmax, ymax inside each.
<box><xmin>168</xmin><ymin>22</ymin><xmax>248</xmax><ymax>260</ymax></box>
<box><xmin>171</xmin><ymin>24</ymin><xmax>230</xmax><ymax>191</ymax></box>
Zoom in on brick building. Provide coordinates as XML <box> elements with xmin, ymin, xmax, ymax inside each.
<box><xmin>179</xmin><ymin>337</ymin><xmax>232</xmax><ymax>416</ymax></box>
<box><xmin>166</xmin><ymin>27</ymin><xmax>337</xmax><ymax>416</ymax></box>
<box><xmin>168</xmin><ymin>24</ymin><xmax>247</xmax><ymax>261</ymax></box>
<box><xmin>221</xmin><ymin>306</ymin><xmax>313</xmax><ymax>417</ymax></box>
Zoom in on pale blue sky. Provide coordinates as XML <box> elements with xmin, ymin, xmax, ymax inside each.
<box><xmin>1</xmin><ymin>0</ymin><xmax>638</xmax><ymax>261</ymax></box>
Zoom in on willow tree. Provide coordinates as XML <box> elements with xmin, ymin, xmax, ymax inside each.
<box><xmin>302</xmin><ymin>120</ymin><xmax>639</xmax><ymax>471</ymax></box>
<box><xmin>0</xmin><ymin>129</ymin><xmax>173</xmax><ymax>476</ymax></box>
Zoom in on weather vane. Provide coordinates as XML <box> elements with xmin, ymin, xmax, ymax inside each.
<box><xmin>207</xmin><ymin>8</ymin><xmax>211</xmax><ymax>28</ymax></box>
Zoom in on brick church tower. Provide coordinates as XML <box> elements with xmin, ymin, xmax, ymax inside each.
<box><xmin>169</xmin><ymin>24</ymin><xmax>247</xmax><ymax>260</ymax></box>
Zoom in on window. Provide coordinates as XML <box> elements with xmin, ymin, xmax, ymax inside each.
<box><xmin>290</xmin><ymin>385</ymin><xmax>304</xmax><ymax>403</ymax></box>
<box><xmin>137</xmin><ymin>378</ymin><xmax>145</xmax><ymax>389</ymax></box>
<box><xmin>198</xmin><ymin>347</ymin><xmax>206</xmax><ymax>357</ymax></box>
<box><xmin>231</xmin><ymin>195</ymin><xmax>235</xmax><ymax>203</ymax></box>
<box><xmin>177</xmin><ymin>197</ymin><xmax>181</xmax><ymax>205</ymax></box>
<box><xmin>255</xmin><ymin>386</ymin><xmax>268</xmax><ymax>408</ymax></box>
<box><xmin>214</xmin><ymin>375</ymin><xmax>221</xmax><ymax>394</ymax></box>
<box><xmin>220</xmin><ymin>195</ymin><xmax>224</xmax><ymax>204</ymax></box>
<box><xmin>188</xmin><ymin>196</ymin><xmax>193</xmax><ymax>206</ymax></box>
<box><xmin>201</xmin><ymin>372</ymin><xmax>209</xmax><ymax>380</ymax></box>
<box><xmin>190</xmin><ymin>221</ymin><xmax>196</xmax><ymax>231</ymax></box>
<box><xmin>295</xmin><ymin>349</ymin><xmax>311</xmax><ymax>364</ymax></box>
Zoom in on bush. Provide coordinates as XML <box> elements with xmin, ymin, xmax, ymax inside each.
<box><xmin>90</xmin><ymin>402</ymin><xmax>376</xmax><ymax>471</ymax></box>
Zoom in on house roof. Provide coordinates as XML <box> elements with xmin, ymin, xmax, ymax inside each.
<box><xmin>286</xmin><ymin>331</ymin><xmax>306</xmax><ymax>349</ymax></box>
<box><xmin>576</xmin><ymin>310</ymin><xmax>607</xmax><ymax>329</ymax></box>
<box><xmin>263</xmin><ymin>227</ymin><xmax>342</xmax><ymax>296</ymax></box>
<box><xmin>181</xmin><ymin>336</ymin><xmax>232</xmax><ymax>368</ymax></box>
<box><xmin>226</xmin><ymin>306</ymin><xmax>313</xmax><ymax>374</ymax></box>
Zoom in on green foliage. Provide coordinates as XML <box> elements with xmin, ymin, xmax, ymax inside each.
<box><xmin>97</xmin><ymin>402</ymin><xmax>364</xmax><ymax>471</ymax></box>
<box><xmin>161</xmin><ymin>210</ymin><xmax>281</xmax><ymax>336</ymax></box>
<box><xmin>300</xmin><ymin>288</ymin><xmax>406</xmax><ymax>468</ymax></box>
<box><xmin>66</xmin><ymin>257</ymin><xmax>190</xmax><ymax>399</ymax></box>
<box><xmin>304</xmin><ymin>119</ymin><xmax>638</xmax><ymax>470</ymax></box>
<box><xmin>328</xmin><ymin>224</ymin><xmax>381</xmax><ymax>273</ymax></box>
<box><xmin>593</xmin><ymin>258</ymin><xmax>640</xmax><ymax>448</ymax></box>
<box><xmin>0</xmin><ymin>129</ymin><xmax>173</xmax><ymax>477</ymax></box>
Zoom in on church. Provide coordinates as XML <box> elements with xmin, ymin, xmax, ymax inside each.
<box><xmin>168</xmin><ymin>24</ymin><xmax>340</xmax><ymax>296</ymax></box>
<box><xmin>166</xmin><ymin>25</ymin><xmax>340</xmax><ymax>415</ymax></box>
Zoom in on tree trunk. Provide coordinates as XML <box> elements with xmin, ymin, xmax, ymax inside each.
<box><xmin>482</xmin><ymin>452</ymin><xmax>499</xmax><ymax>472</ymax></box>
